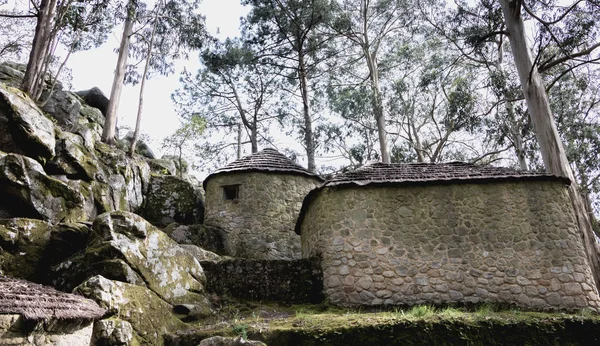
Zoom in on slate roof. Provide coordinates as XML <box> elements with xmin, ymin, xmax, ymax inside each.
<box><xmin>0</xmin><ymin>276</ymin><xmax>106</xmax><ymax>320</ymax></box>
<box><xmin>203</xmin><ymin>148</ymin><xmax>323</xmax><ymax>188</ymax></box>
<box><xmin>323</xmin><ymin>162</ymin><xmax>569</xmax><ymax>187</ymax></box>
<box><xmin>294</xmin><ymin>162</ymin><xmax>570</xmax><ymax>235</ymax></box>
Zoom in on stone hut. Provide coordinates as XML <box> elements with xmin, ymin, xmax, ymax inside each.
<box><xmin>203</xmin><ymin>148</ymin><xmax>323</xmax><ymax>260</ymax></box>
<box><xmin>0</xmin><ymin>275</ymin><xmax>105</xmax><ymax>345</ymax></box>
<box><xmin>295</xmin><ymin>162</ymin><xmax>600</xmax><ymax>311</ymax></box>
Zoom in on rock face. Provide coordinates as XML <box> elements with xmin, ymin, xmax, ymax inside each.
<box><xmin>92</xmin><ymin>318</ymin><xmax>136</xmax><ymax>346</ymax></box>
<box><xmin>0</xmin><ymin>83</ymin><xmax>55</xmax><ymax>163</ymax></box>
<box><xmin>80</xmin><ymin>211</ymin><xmax>209</xmax><ymax>305</ymax></box>
<box><xmin>300</xmin><ymin>180</ymin><xmax>600</xmax><ymax>311</ymax></box>
<box><xmin>75</xmin><ymin>87</ymin><xmax>109</xmax><ymax>116</ymax></box>
<box><xmin>142</xmin><ymin>175</ymin><xmax>204</xmax><ymax>227</ymax></box>
<box><xmin>0</xmin><ymin>218</ymin><xmax>53</xmax><ymax>279</ymax></box>
<box><xmin>75</xmin><ymin>276</ymin><xmax>187</xmax><ymax>345</ymax></box>
<box><xmin>0</xmin><ymin>151</ymin><xmax>86</xmax><ymax>223</ymax></box>
<box><xmin>119</xmin><ymin>131</ymin><xmax>156</xmax><ymax>159</ymax></box>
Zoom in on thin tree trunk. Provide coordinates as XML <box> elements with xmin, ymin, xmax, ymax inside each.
<box><xmin>237</xmin><ymin>123</ymin><xmax>242</xmax><ymax>159</ymax></box>
<box><xmin>500</xmin><ymin>0</ymin><xmax>600</xmax><ymax>290</ymax></box>
<box><xmin>129</xmin><ymin>1</ymin><xmax>160</xmax><ymax>157</ymax></box>
<box><xmin>102</xmin><ymin>1</ymin><xmax>135</xmax><ymax>145</ymax></box>
<box><xmin>22</xmin><ymin>0</ymin><xmax>56</xmax><ymax>96</ymax></box>
<box><xmin>251</xmin><ymin>114</ymin><xmax>258</xmax><ymax>153</ymax></box>
<box><xmin>298</xmin><ymin>49</ymin><xmax>316</xmax><ymax>172</ymax></box>
<box><xmin>364</xmin><ymin>50</ymin><xmax>390</xmax><ymax>163</ymax></box>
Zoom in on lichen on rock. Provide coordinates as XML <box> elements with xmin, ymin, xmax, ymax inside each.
<box><xmin>75</xmin><ymin>275</ymin><xmax>187</xmax><ymax>346</ymax></box>
<box><xmin>0</xmin><ymin>82</ymin><xmax>55</xmax><ymax>163</ymax></box>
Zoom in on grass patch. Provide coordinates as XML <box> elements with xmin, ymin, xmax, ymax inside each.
<box><xmin>406</xmin><ymin>305</ymin><xmax>436</xmax><ymax>318</ymax></box>
<box><xmin>438</xmin><ymin>306</ymin><xmax>466</xmax><ymax>319</ymax></box>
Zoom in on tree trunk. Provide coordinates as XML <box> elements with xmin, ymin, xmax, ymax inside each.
<box><xmin>298</xmin><ymin>49</ymin><xmax>316</xmax><ymax>172</ymax></box>
<box><xmin>500</xmin><ymin>0</ymin><xmax>600</xmax><ymax>290</ymax></box>
<box><xmin>365</xmin><ymin>51</ymin><xmax>390</xmax><ymax>163</ymax></box>
<box><xmin>129</xmin><ymin>1</ymin><xmax>160</xmax><ymax>157</ymax></box>
<box><xmin>102</xmin><ymin>1</ymin><xmax>135</xmax><ymax>145</ymax></box>
<box><xmin>21</xmin><ymin>0</ymin><xmax>56</xmax><ymax>97</ymax></box>
<box><xmin>237</xmin><ymin>123</ymin><xmax>242</xmax><ymax>159</ymax></box>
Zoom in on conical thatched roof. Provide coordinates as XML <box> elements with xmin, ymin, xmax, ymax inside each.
<box><xmin>203</xmin><ymin>148</ymin><xmax>323</xmax><ymax>188</ymax></box>
<box><xmin>0</xmin><ymin>276</ymin><xmax>105</xmax><ymax>320</ymax></box>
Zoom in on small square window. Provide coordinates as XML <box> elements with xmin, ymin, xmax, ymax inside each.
<box><xmin>223</xmin><ymin>185</ymin><xmax>240</xmax><ymax>200</ymax></box>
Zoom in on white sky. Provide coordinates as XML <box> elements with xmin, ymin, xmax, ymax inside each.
<box><xmin>67</xmin><ymin>0</ymin><xmax>249</xmax><ymax>158</ymax></box>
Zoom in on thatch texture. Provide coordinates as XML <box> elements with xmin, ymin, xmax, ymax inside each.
<box><xmin>0</xmin><ymin>276</ymin><xmax>105</xmax><ymax>320</ymax></box>
<box><xmin>203</xmin><ymin>148</ymin><xmax>322</xmax><ymax>188</ymax></box>
<box><xmin>324</xmin><ymin>162</ymin><xmax>569</xmax><ymax>187</ymax></box>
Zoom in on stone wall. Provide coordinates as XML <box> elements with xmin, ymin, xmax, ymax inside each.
<box><xmin>0</xmin><ymin>314</ymin><xmax>94</xmax><ymax>345</ymax></box>
<box><xmin>204</xmin><ymin>172</ymin><xmax>321</xmax><ymax>260</ymax></box>
<box><xmin>201</xmin><ymin>258</ymin><xmax>323</xmax><ymax>303</ymax></box>
<box><xmin>300</xmin><ymin>180</ymin><xmax>600</xmax><ymax>311</ymax></box>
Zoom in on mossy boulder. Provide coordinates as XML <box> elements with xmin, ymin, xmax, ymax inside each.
<box><xmin>39</xmin><ymin>89</ymin><xmax>82</xmax><ymax>131</ymax></box>
<box><xmin>93</xmin><ymin>142</ymin><xmax>150</xmax><ymax>213</ymax></box>
<box><xmin>0</xmin><ymin>63</ymin><xmax>25</xmax><ymax>88</ymax></box>
<box><xmin>148</xmin><ymin>158</ymin><xmax>178</xmax><ymax>176</ymax></box>
<box><xmin>0</xmin><ymin>82</ymin><xmax>55</xmax><ymax>163</ymax></box>
<box><xmin>92</xmin><ymin>318</ymin><xmax>138</xmax><ymax>346</ymax></box>
<box><xmin>0</xmin><ymin>218</ymin><xmax>53</xmax><ymax>279</ymax></box>
<box><xmin>118</xmin><ymin>132</ymin><xmax>155</xmax><ymax>159</ymax></box>
<box><xmin>0</xmin><ymin>151</ymin><xmax>86</xmax><ymax>223</ymax></box>
<box><xmin>85</xmin><ymin>211</ymin><xmax>210</xmax><ymax>306</ymax></box>
<box><xmin>46</xmin><ymin>129</ymin><xmax>99</xmax><ymax>181</ymax></box>
<box><xmin>163</xmin><ymin>224</ymin><xmax>226</xmax><ymax>255</ymax></box>
<box><xmin>142</xmin><ymin>175</ymin><xmax>203</xmax><ymax>227</ymax></box>
<box><xmin>75</xmin><ymin>87</ymin><xmax>109</xmax><ymax>117</ymax></box>
<box><xmin>75</xmin><ymin>275</ymin><xmax>187</xmax><ymax>346</ymax></box>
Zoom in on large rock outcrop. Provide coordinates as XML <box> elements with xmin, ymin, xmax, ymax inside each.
<box><xmin>75</xmin><ymin>275</ymin><xmax>187</xmax><ymax>345</ymax></box>
<box><xmin>0</xmin><ymin>83</ymin><xmax>55</xmax><ymax>163</ymax></box>
<box><xmin>52</xmin><ymin>212</ymin><xmax>210</xmax><ymax>306</ymax></box>
<box><xmin>0</xmin><ymin>151</ymin><xmax>86</xmax><ymax>223</ymax></box>
<box><xmin>0</xmin><ymin>218</ymin><xmax>53</xmax><ymax>279</ymax></box>
<box><xmin>142</xmin><ymin>175</ymin><xmax>204</xmax><ymax>227</ymax></box>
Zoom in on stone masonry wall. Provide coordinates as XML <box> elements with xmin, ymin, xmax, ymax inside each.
<box><xmin>201</xmin><ymin>258</ymin><xmax>323</xmax><ymax>303</ymax></box>
<box><xmin>205</xmin><ymin>172</ymin><xmax>321</xmax><ymax>260</ymax></box>
<box><xmin>300</xmin><ymin>180</ymin><xmax>600</xmax><ymax>310</ymax></box>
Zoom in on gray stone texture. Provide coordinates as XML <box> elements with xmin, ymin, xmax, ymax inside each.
<box><xmin>299</xmin><ymin>181</ymin><xmax>600</xmax><ymax>311</ymax></box>
<box><xmin>0</xmin><ymin>314</ymin><xmax>94</xmax><ymax>346</ymax></box>
<box><xmin>204</xmin><ymin>172</ymin><xmax>321</xmax><ymax>260</ymax></box>
<box><xmin>201</xmin><ymin>258</ymin><xmax>323</xmax><ymax>303</ymax></box>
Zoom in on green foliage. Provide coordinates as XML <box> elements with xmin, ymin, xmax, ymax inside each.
<box><xmin>125</xmin><ymin>0</ymin><xmax>208</xmax><ymax>85</ymax></box>
<box><xmin>406</xmin><ymin>305</ymin><xmax>436</xmax><ymax>318</ymax></box>
<box><xmin>232</xmin><ymin>323</ymin><xmax>249</xmax><ymax>339</ymax></box>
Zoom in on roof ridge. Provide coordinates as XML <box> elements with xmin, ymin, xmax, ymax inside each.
<box><xmin>203</xmin><ymin>148</ymin><xmax>323</xmax><ymax>188</ymax></box>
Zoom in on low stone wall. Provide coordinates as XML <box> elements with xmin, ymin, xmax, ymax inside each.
<box><xmin>300</xmin><ymin>180</ymin><xmax>600</xmax><ymax>310</ymax></box>
<box><xmin>204</xmin><ymin>172</ymin><xmax>321</xmax><ymax>260</ymax></box>
<box><xmin>0</xmin><ymin>314</ymin><xmax>93</xmax><ymax>345</ymax></box>
<box><xmin>201</xmin><ymin>258</ymin><xmax>323</xmax><ymax>303</ymax></box>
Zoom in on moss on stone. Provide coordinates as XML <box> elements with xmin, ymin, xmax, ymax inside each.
<box><xmin>167</xmin><ymin>304</ymin><xmax>600</xmax><ymax>346</ymax></box>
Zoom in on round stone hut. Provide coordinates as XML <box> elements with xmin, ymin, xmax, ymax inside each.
<box><xmin>0</xmin><ymin>275</ymin><xmax>105</xmax><ymax>345</ymax></box>
<box><xmin>295</xmin><ymin>162</ymin><xmax>600</xmax><ymax>311</ymax></box>
<box><xmin>203</xmin><ymin>148</ymin><xmax>323</xmax><ymax>260</ymax></box>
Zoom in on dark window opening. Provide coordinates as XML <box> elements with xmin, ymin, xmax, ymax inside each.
<box><xmin>223</xmin><ymin>185</ymin><xmax>240</xmax><ymax>200</ymax></box>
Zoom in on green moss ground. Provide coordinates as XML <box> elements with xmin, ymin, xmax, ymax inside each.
<box><xmin>167</xmin><ymin>302</ymin><xmax>600</xmax><ymax>346</ymax></box>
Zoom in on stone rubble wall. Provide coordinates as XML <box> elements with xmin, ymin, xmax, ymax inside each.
<box><xmin>204</xmin><ymin>172</ymin><xmax>321</xmax><ymax>260</ymax></box>
<box><xmin>0</xmin><ymin>314</ymin><xmax>93</xmax><ymax>346</ymax></box>
<box><xmin>201</xmin><ymin>258</ymin><xmax>323</xmax><ymax>303</ymax></box>
<box><xmin>300</xmin><ymin>180</ymin><xmax>600</xmax><ymax>310</ymax></box>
